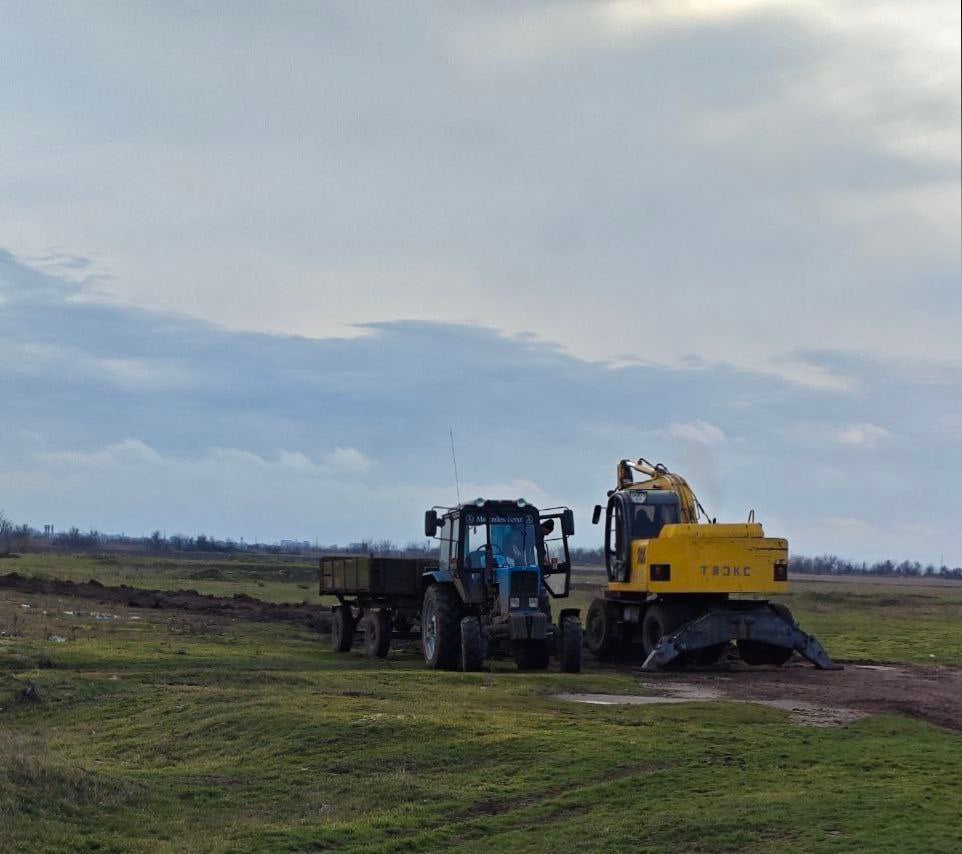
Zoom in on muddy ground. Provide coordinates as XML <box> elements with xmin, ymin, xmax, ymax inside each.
<box><xmin>0</xmin><ymin>572</ymin><xmax>331</xmax><ymax>631</ymax></box>
<box><xmin>572</xmin><ymin>660</ymin><xmax>962</xmax><ymax>731</ymax></box>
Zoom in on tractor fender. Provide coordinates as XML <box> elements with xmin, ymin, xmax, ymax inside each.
<box><xmin>422</xmin><ymin>569</ymin><xmax>455</xmax><ymax>590</ymax></box>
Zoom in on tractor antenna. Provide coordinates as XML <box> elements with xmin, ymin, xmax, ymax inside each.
<box><xmin>449</xmin><ymin>426</ymin><xmax>462</xmax><ymax>505</ymax></box>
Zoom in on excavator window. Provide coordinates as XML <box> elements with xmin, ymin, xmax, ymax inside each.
<box><xmin>630</xmin><ymin>505</ymin><xmax>676</xmax><ymax>539</ymax></box>
<box><xmin>624</xmin><ymin>493</ymin><xmax>681</xmax><ymax>540</ymax></box>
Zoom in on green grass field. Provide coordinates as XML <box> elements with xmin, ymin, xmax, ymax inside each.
<box><xmin>2</xmin><ymin>554</ymin><xmax>961</xmax><ymax>852</ymax></box>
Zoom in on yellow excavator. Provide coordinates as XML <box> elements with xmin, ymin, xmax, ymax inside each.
<box><xmin>587</xmin><ymin>458</ymin><xmax>839</xmax><ymax>669</ymax></box>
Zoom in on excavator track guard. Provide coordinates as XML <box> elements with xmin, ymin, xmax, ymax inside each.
<box><xmin>641</xmin><ymin>605</ymin><xmax>842</xmax><ymax>671</ymax></box>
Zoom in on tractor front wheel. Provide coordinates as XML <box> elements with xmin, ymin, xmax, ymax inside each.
<box><xmin>422</xmin><ymin>585</ymin><xmax>462</xmax><ymax>670</ymax></box>
<box><xmin>560</xmin><ymin>616</ymin><xmax>583</xmax><ymax>673</ymax></box>
<box><xmin>460</xmin><ymin>616</ymin><xmax>485</xmax><ymax>672</ymax></box>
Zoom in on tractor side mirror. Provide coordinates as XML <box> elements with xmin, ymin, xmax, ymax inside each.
<box><xmin>424</xmin><ymin>510</ymin><xmax>439</xmax><ymax>538</ymax></box>
<box><xmin>591</xmin><ymin>505</ymin><xmax>602</xmax><ymax>525</ymax></box>
<box><xmin>562</xmin><ymin>508</ymin><xmax>575</xmax><ymax>537</ymax></box>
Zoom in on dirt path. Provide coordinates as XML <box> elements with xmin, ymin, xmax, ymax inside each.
<box><xmin>0</xmin><ymin>572</ymin><xmax>331</xmax><ymax>631</ymax></box>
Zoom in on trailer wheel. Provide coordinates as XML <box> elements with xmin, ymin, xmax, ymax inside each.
<box><xmin>585</xmin><ymin>598</ymin><xmax>617</xmax><ymax>659</ymax></box>
<box><xmin>460</xmin><ymin>616</ymin><xmax>485</xmax><ymax>672</ymax></box>
<box><xmin>560</xmin><ymin>616</ymin><xmax>583</xmax><ymax>673</ymax></box>
<box><xmin>363</xmin><ymin>610</ymin><xmax>392</xmax><ymax>659</ymax></box>
<box><xmin>331</xmin><ymin>605</ymin><xmax>355</xmax><ymax>653</ymax></box>
<box><xmin>422</xmin><ymin>584</ymin><xmax>462</xmax><ymax>670</ymax></box>
<box><xmin>514</xmin><ymin>639</ymin><xmax>550</xmax><ymax>670</ymax></box>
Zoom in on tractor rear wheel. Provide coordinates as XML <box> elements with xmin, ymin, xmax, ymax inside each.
<box><xmin>331</xmin><ymin>605</ymin><xmax>355</xmax><ymax>653</ymax></box>
<box><xmin>514</xmin><ymin>639</ymin><xmax>550</xmax><ymax>670</ymax></box>
<box><xmin>363</xmin><ymin>610</ymin><xmax>392</xmax><ymax>658</ymax></box>
<box><xmin>422</xmin><ymin>585</ymin><xmax>462</xmax><ymax>670</ymax></box>
<box><xmin>460</xmin><ymin>616</ymin><xmax>485</xmax><ymax>672</ymax></box>
<box><xmin>585</xmin><ymin>598</ymin><xmax>617</xmax><ymax>659</ymax></box>
<box><xmin>560</xmin><ymin>616</ymin><xmax>583</xmax><ymax>673</ymax></box>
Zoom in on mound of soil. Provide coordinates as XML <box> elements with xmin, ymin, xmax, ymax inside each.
<box><xmin>0</xmin><ymin>572</ymin><xmax>330</xmax><ymax>631</ymax></box>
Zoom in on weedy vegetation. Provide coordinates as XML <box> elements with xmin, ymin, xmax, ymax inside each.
<box><xmin>1</xmin><ymin>555</ymin><xmax>960</xmax><ymax>852</ymax></box>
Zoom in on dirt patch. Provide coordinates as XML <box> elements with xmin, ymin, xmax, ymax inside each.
<box><xmin>633</xmin><ymin>662</ymin><xmax>962</xmax><ymax>730</ymax></box>
<box><xmin>0</xmin><ymin>572</ymin><xmax>330</xmax><ymax>631</ymax></box>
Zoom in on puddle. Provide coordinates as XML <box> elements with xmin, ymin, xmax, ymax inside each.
<box><xmin>637</xmin><ymin>681</ymin><xmax>722</xmax><ymax>701</ymax></box>
<box><xmin>556</xmin><ymin>693</ymin><xmax>696</xmax><ymax>706</ymax></box>
<box><xmin>557</xmin><ymin>688</ymin><xmax>866</xmax><ymax>727</ymax></box>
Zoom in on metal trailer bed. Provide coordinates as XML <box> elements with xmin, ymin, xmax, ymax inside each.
<box><xmin>319</xmin><ymin>555</ymin><xmax>438</xmax><ymax>656</ymax></box>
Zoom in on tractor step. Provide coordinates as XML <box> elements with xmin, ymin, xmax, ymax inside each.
<box><xmin>641</xmin><ymin>608</ymin><xmax>842</xmax><ymax>671</ymax></box>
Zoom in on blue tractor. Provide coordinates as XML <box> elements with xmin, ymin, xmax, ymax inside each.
<box><xmin>422</xmin><ymin>498</ymin><xmax>581</xmax><ymax>672</ymax></box>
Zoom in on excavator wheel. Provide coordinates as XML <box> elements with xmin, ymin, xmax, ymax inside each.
<box><xmin>585</xmin><ymin>599</ymin><xmax>618</xmax><ymax>659</ymax></box>
<box><xmin>641</xmin><ymin>602</ymin><xmax>688</xmax><ymax>660</ymax></box>
<box><xmin>737</xmin><ymin>639</ymin><xmax>794</xmax><ymax>666</ymax></box>
<box><xmin>687</xmin><ymin>642</ymin><xmax>729</xmax><ymax>666</ymax></box>
<box><xmin>737</xmin><ymin>602</ymin><xmax>797</xmax><ymax>665</ymax></box>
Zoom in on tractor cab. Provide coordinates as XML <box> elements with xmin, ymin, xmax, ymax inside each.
<box><xmin>424</xmin><ymin>499</ymin><xmax>575</xmax><ymax>614</ymax></box>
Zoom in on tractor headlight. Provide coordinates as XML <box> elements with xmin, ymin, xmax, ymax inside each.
<box><xmin>528</xmin><ymin>597</ymin><xmax>539</xmax><ymax>609</ymax></box>
<box><xmin>516</xmin><ymin>498</ymin><xmax>527</xmax><ymax>507</ymax></box>
<box><xmin>509</xmin><ymin>597</ymin><xmax>520</xmax><ymax>608</ymax></box>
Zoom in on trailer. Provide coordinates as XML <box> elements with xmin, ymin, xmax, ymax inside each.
<box><xmin>320</xmin><ymin>555</ymin><xmax>436</xmax><ymax>658</ymax></box>
<box><xmin>319</xmin><ymin>498</ymin><xmax>582</xmax><ymax>672</ymax></box>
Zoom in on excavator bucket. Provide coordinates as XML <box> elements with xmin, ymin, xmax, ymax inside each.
<box><xmin>641</xmin><ymin>606</ymin><xmax>842</xmax><ymax>671</ymax></box>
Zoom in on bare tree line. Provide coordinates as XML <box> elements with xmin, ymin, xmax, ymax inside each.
<box><xmin>1</xmin><ymin>512</ymin><xmax>959</xmax><ymax>579</ymax></box>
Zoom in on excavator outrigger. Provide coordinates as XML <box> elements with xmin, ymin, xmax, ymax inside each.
<box><xmin>587</xmin><ymin>458</ymin><xmax>840</xmax><ymax>670</ymax></box>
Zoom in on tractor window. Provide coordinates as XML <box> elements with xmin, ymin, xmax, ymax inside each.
<box><xmin>543</xmin><ymin>524</ymin><xmax>568</xmax><ymax>573</ymax></box>
<box><xmin>463</xmin><ymin>513</ymin><xmax>536</xmax><ymax>568</ymax></box>
<box><xmin>491</xmin><ymin>518</ymin><xmax>537</xmax><ymax>568</ymax></box>
<box><xmin>463</xmin><ymin>518</ymin><xmax>489</xmax><ymax>568</ymax></box>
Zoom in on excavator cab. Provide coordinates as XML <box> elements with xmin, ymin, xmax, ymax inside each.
<box><xmin>595</xmin><ymin>490</ymin><xmax>681</xmax><ymax>582</ymax></box>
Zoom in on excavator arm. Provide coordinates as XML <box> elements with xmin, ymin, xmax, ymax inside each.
<box><xmin>616</xmin><ymin>458</ymin><xmax>708</xmax><ymax>524</ymax></box>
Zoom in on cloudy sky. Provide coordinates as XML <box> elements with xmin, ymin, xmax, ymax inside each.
<box><xmin>1</xmin><ymin>1</ymin><xmax>959</xmax><ymax>562</ymax></box>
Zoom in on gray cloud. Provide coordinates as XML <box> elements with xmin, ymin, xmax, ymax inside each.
<box><xmin>0</xmin><ymin>2</ymin><xmax>957</xmax><ymax>377</ymax></box>
<box><xmin>1</xmin><ymin>251</ymin><xmax>959</xmax><ymax>562</ymax></box>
